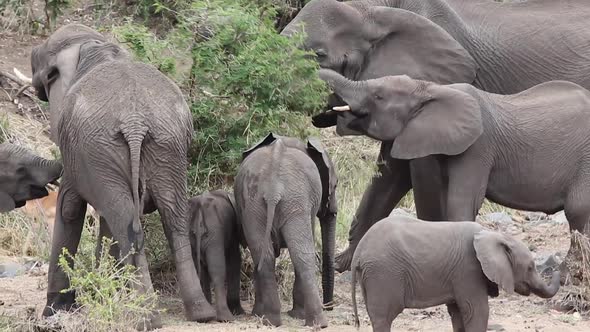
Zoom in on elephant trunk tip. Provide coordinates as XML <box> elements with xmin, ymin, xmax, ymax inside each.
<box><xmin>534</xmin><ymin>270</ymin><xmax>561</xmax><ymax>299</ymax></box>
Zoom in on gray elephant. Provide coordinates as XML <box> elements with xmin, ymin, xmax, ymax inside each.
<box><xmin>233</xmin><ymin>133</ymin><xmax>337</xmax><ymax>327</ymax></box>
<box><xmin>320</xmin><ymin>68</ymin><xmax>590</xmax><ymax>238</ymax></box>
<box><xmin>351</xmin><ymin>215</ymin><xmax>560</xmax><ymax>332</ymax></box>
<box><xmin>29</xmin><ymin>24</ymin><xmax>215</xmax><ymax>327</ymax></box>
<box><xmin>282</xmin><ymin>0</ymin><xmax>590</xmax><ymax>272</ymax></box>
<box><xmin>0</xmin><ymin>143</ymin><xmax>62</xmax><ymax>212</ymax></box>
<box><xmin>188</xmin><ymin>190</ymin><xmax>244</xmax><ymax>322</ymax></box>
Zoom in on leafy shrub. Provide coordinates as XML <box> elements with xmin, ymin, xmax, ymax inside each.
<box><xmin>116</xmin><ymin>0</ymin><xmax>329</xmax><ymax>192</ymax></box>
<box><xmin>58</xmin><ymin>236</ymin><xmax>159</xmax><ymax>331</ymax></box>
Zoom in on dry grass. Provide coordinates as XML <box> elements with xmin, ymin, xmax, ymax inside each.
<box><xmin>555</xmin><ymin>231</ymin><xmax>590</xmax><ymax>315</ymax></box>
<box><xmin>0</xmin><ymin>210</ymin><xmax>51</xmax><ymax>259</ymax></box>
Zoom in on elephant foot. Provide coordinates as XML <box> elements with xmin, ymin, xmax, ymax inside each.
<box><xmin>259</xmin><ymin>313</ymin><xmax>282</xmax><ymax>327</ymax></box>
<box><xmin>304</xmin><ymin>312</ymin><xmax>328</xmax><ymax>329</ymax></box>
<box><xmin>335</xmin><ymin>246</ymin><xmax>354</xmax><ymax>273</ymax></box>
<box><xmin>287</xmin><ymin>307</ymin><xmax>305</xmax><ymax>320</ymax></box>
<box><xmin>134</xmin><ymin>311</ymin><xmax>163</xmax><ymax>331</ymax></box>
<box><xmin>43</xmin><ymin>291</ymin><xmax>77</xmax><ymax>317</ymax></box>
<box><xmin>252</xmin><ymin>301</ymin><xmax>263</xmax><ymax>317</ymax></box>
<box><xmin>184</xmin><ymin>300</ymin><xmax>216</xmax><ymax>322</ymax></box>
<box><xmin>229</xmin><ymin>303</ymin><xmax>245</xmax><ymax>316</ymax></box>
<box><xmin>216</xmin><ymin>308</ymin><xmax>235</xmax><ymax>322</ymax></box>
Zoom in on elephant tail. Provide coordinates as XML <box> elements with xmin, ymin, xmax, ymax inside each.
<box><xmin>351</xmin><ymin>255</ymin><xmax>360</xmax><ymax>329</ymax></box>
<box><xmin>257</xmin><ymin>197</ymin><xmax>278</xmax><ymax>273</ymax></box>
<box><xmin>192</xmin><ymin>199</ymin><xmax>205</xmax><ymax>277</ymax></box>
<box><xmin>121</xmin><ymin>123</ymin><xmax>148</xmax><ymax>251</ymax></box>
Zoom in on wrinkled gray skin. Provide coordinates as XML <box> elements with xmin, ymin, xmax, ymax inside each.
<box><xmin>233</xmin><ymin>133</ymin><xmax>338</xmax><ymax>327</ymax></box>
<box><xmin>30</xmin><ymin>24</ymin><xmax>215</xmax><ymax>328</ymax></box>
<box><xmin>282</xmin><ymin>0</ymin><xmax>590</xmax><ymax>272</ymax></box>
<box><xmin>321</xmin><ymin>68</ymin><xmax>590</xmax><ymax>237</ymax></box>
<box><xmin>0</xmin><ymin>143</ymin><xmax>62</xmax><ymax>212</ymax></box>
<box><xmin>188</xmin><ymin>190</ymin><xmax>245</xmax><ymax>322</ymax></box>
<box><xmin>351</xmin><ymin>215</ymin><xmax>560</xmax><ymax>332</ymax></box>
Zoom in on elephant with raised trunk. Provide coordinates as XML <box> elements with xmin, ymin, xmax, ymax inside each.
<box><xmin>0</xmin><ymin>143</ymin><xmax>62</xmax><ymax>212</ymax></box>
<box><xmin>320</xmin><ymin>68</ymin><xmax>590</xmax><ymax>244</ymax></box>
<box><xmin>28</xmin><ymin>24</ymin><xmax>215</xmax><ymax>328</ymax></box>
<box><xmin>352</xmin><ymin>215</ymin><xmax>560</xmax><ymax>332</ymax></box>
<box><xmin>282</xmin><ymin>0</ymin><xmax>590</xmax><ymax>272</ymax></box>
<box><xmin>234</xmin><ymin>133</ymin><xmax>337</xmax><ymax>327</ymax></box>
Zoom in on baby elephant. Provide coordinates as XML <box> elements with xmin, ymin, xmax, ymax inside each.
<box><xmin>351</xmin><ymin>215</ymin><xmax>560</xmax><ymax>332</ymax></box>
<box><xmin>189</xmin><ymin>190</ymin><xmax>244</xmax><ymax>322</ymax></box>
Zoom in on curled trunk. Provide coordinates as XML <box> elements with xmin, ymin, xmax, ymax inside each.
<box><xmin>530</xmin><ymin>271</ymin><xmax>560</xmax><ymax>298</ymax></box>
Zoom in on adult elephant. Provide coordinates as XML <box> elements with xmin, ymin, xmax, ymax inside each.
<box><xmin>281</xmin><ymin>0</ymin><xmax>590</xmax><ymax>272</ymax></box>
<box><xmin>27</xmin><ymin>24</ymin><xmax>215</xmax><ymax>328</ymax></box>
<box><xmin>0</xmin><ymin>143</ymin><xmax>62</xmax><ymax>212</ymax></box>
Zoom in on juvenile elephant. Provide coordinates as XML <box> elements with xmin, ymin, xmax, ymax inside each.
<box><xmin>233</xmin><ymin>133</ymin><xmax>337</xmax><ymax>327</ymax></box>
<box><xmin>320</xmin><ymin>68</ymin><xmax>590</xmax><ymax>249</ymax></box>
<box><xmin>282</xmin><ymin>0</ymin><xmax>590</xmax><ymax>272</ymax></box>
<box><xmin>188</xmin><ymin>190</ymin><xmax>244</xmax><ymax>322</ymax></box>
<box><xmin>351</xmin><ymin>215</ymin><xmax>560</xmax><ymax>332</ymax></box>
<box><xmin>0</xmin><ymin>143</ymin><xmax>62</xmax><ymax>212</ymax></box>
<box><xmin>28</xmin><ymin>24</ymin><xmax>214</xmax><ymax>326</ymax></box>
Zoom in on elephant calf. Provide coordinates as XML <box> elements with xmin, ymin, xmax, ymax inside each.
<box><xmin>234</xmin><ymin>133</ymin><xmax>338</xmax><ymax>328</ymax></box>
<box><xmin>188</xmin><ymin>190</ymin><xmax>244</xmax><ymax>322</ymax></box>
<box><xmin>0</xmin><ymin>143</ymin><xmax>62</xmax><ymax>212</ymax></box>
<box><xmin>351</xmin><ymin>215</ymin><xmax>560</xmax><ymax>332</ymax></box>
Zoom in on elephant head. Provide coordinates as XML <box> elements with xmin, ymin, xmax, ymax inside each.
<box><xmin>242</xmin><ymin>132</ymin><xmax>338</xmax><ymax>308</ymax></box>
<box><xmin>281</xmin><ymin>0</ymin><xmax>477</xmax><ymax>131</ymax></box>
<box><xmin>319</xmin><ymin>68</ymin><xmax>483</xmax><ymax>160</ymax></box>
<box><xmin>29</xmin><ymin>24</ymin><xmax>124</xmax><ymax>143</ymax></box>
<box><xmin>474</xmin><ymin>230</ymin><xmax>560</xmax><ymax>298</ymax></box>
<box><xmin>0</xmin><ymin>143</ymin><xmax>63</xmax><ymax>212</ymax></box>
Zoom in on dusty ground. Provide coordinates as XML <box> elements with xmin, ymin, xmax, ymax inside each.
<box><xmin>1</xmin><ymin>19</ymin><xmax>590</xmax><ymax>332</ymax></box>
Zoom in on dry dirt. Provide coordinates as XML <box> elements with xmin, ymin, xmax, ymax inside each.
<box><xmin>2</xmin><ymin>22</ymin><xmax>590</xmax><ymax>332</ymax></box>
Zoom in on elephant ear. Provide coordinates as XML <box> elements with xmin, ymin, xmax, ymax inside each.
<box><xmin>306</xmin><ymin>137</ymin><xmax>338</xmax><ymax>217</ymax></box>
<box><xmin>360</xmin><ymin>6</ymin><xmax>477</xmax><ymax>84</ymax></box>
<box><xmin>473</xmin><ymin>230</ymin><xmax>515</xmax><ymax>294</ymax></box>
<box><xmin>31</xmin><ymin>44</ymin><xmax>81</xmax><ymax>102</ymax></box>
<box><xmin>390</xmin><ymin>84</ymin><xmax>483</xmax><ymax>159</ymax></box>
<box><xmin>0</xmin><ymin>192</ymin><xmax>16</xmax><ymax>213</ymax></box>
<box><xmin>242</xmin><ymin>132</ymin><xmax>282</xmax><ymax>160</ymax></box>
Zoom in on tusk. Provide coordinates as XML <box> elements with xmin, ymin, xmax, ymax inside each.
<box><xmin>332</xmin><ymin>105</ymin><xmax>351</xmax><ymax>112</ymax></box>
<box><xmin>13</xmin><ymin>68</ymin><xmax>32</xmax><ymax>84</ymax></box>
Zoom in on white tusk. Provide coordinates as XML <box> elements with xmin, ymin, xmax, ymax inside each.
<box><xmin>13</xmin><ymin>68</ymin><xmax>32</xmax><ymax>84</ymax></box>
<box><xmin>332</xmin><ymin>105</ymin><xmax>351</xmax><ymax>112</ymax></box>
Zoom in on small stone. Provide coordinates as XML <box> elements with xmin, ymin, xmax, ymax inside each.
<box><xmin>488</xmin><ymin>323</ymin><xmax>505</xmax><ymax>331</ymax></box>
<box><xmin>388</xmin><ymin>208</ymin><xmax>414</xmax><ymax>218</ymax></box>
<box><xmin>550</xmin><ymin>211</ymin><xmax>568</xmax><ymax>225</ymax></box>
<box><xmin>484</xmin><ymin>212</ymin><xmax>513</xmax><ymax>225</ymax></box>
<box><xmin>573</xmin><ymin>312</ymin><xmax>581</xmax><ymax>320</ymax></box>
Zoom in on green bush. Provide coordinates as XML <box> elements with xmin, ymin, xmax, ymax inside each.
<box><xmin>116</xmin><ymin>0</ymin><xmax>329</xmax><ymax>192</ymax></box>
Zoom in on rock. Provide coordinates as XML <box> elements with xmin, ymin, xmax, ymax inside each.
<box><xmin>550</xmin><ymin>211</ymin><xmax>568</xmax><ymax>225</ymax></box>
<box><xmin>0</xmin><ymin>262</ymin><xmax>27</xmax><ymax>278</ymax></box>
<box><xmin>488</xmin><ymin>323</ymin><xmax>505</xmax><ymax>331</ymax></box>
<box><xmin>524</xmin><ymin>212</ymin><xmax>548</xmax><ymax>223</ymax></box>
<box><xmin>484</xmin><ymin>212</ymin><xmax>513</xmax><ymax>225</ymax></box>
<box><xmin>388</xmin><ymin>208</ymin><xmax>415</xmax><ymax>218</ymax></box>
<box><xmin>535</xmin><ymin>252</ymin><xmax>562</xmax><ymax>276</ymax></box>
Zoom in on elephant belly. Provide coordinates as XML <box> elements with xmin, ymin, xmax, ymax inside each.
<box><xmin>486</xmin><ymin>169</ymin><xmax>566</xmax><ymax>214</ymax></box>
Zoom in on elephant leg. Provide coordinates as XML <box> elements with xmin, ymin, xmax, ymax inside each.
<box><xmin>149</xmin><ymin>180</ymin><xmax>215</xmax><ymax>322</ymax></box>
<box><xmin>199</xmin><ymin>266</ymin><xmax>212</xmax><ymax>304</ymax></box>
<box><xmin>251</xmin><ymin>249</ymin><xmax>281</xmax><ymax>326</ymax></box>
<box><xmin>226</xmin><ymin>241</ymin><xmax>244</xmax><ymax>315</ymax></box>
<box><xmin>446</xmin><ymin>159</ymin><xmax>489</xmax><ymax>221</ymax></box>
<box><xmin>336</xmin><ymin>142</ymin><xmax>411</xmax><ymax>272</ymax></box>
<box><xmin>251</xmin><ymin>270</ymin><xmax>264</xmax><ymax>317</ymax></box>
<box><xmin>363</xmin><ymin>273</ymin><xmax>402</xmax><ymax>332</ymax></box>
<box><xmin>95</xmin><ymin>217</ymin><xmax>120</xmax><ymax>263</ymax></box>
<box><xmin>133</xmin><ymin>246</ymin><xmax>162</xmax><ymax>330</ymax></box>
<box><xmin>282</xmin><ymin>219</ymin><xmax>327</xmax><ymax>328</ymax></box>
<box><xmin>457</xmin><ymin>297</ymin><xmax>488</xmax><ymax>332</ymax></box>
<box><xmin>205</xmin><ymin>245</ymin><xmax>234</xmax><ymax>322</ymax></box>
<box><xmin>410</xmin><ymin>156</ymin><xmax>448</xmax><ymax>221</ymax></box>
<box><xmin>447</xmin><ymin>303</ymin><xmax>465</xmax><ymax>332</ymax></box>
<box><xmin>287</xmin><ymin>274</ymin><xmax>305</xmax><ymax>319</ymax></box>
<box><xmin>561</xmin><ymin>181</ymin><xmax>590</xmax><ymax>283</ymax></box>
<box><xmin>44</xmin><ymin>178</ymin><xmax>87</xmax><ymax>317</ymax></box>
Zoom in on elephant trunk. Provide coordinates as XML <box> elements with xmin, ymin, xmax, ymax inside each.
<box><xmin>530</xmin><ymin>270</ymin><xmax>560</xmax><ymax>298</ymax></box>
<box><xmin>320</xmin><ymin>212</ymin><xmax>336</xmax><ymax>309</ymax></box>
<box><xmin>318</xmin><ymin>69</ymin><xmax>367</xmax><ymax>112</ymax></box>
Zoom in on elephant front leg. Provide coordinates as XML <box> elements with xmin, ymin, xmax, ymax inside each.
<box><xmin>410</xmin><ymin>156</ymin><xmax>448</xmax><ymax>221</ymax></box>
<box><xmin>226</xmin><ymin>241</ymin><xmax>245</xmax><ymax>315</ymax></box>
<box><xmin>44</xmin><ymin>179</ymin><xmax>87</xmax><ymax>317</ymax></box>
<box><xmin>445</xmin><ymin>158</ymin><xmax>489</xmax><ymax>221</ymax></box>
<box><xmin>205</xmin><ymin>246</ymin><xmax>234</xmax><ymax>322</ymax></box>
<box><xmin>132</xmin><ymin>246</ymin><xmax>163</xmax><ymax>330</ymax></box>
<box><xmin>447</xmin><ymin>303</ymin><xmax>465</xmax><ymax>332</ymax></box>
<box><xmin>336</xmin><ymin>144</ymin><xmax>411</xmax><ymax>272</ymax></box>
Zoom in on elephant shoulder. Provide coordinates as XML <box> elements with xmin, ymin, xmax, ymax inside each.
<box><xmin>511</xmin><ymin>81</ymin><xmax>590</xmax><ymax>111</ymax></box>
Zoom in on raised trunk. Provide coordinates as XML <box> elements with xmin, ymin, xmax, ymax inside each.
<box><xmin>530</xmin><ymin>271</ymin><xmax>560</xmax><ymax>298</ymax></box>
<box><xmin>318</xmin><ymin>69</ymin><xmax>367</xmax><ymax>111</ymax></box>
<box><xmin>320</xmin><ymin>212</ymin><xmax>336</xmax><ymax>308</ymax></box>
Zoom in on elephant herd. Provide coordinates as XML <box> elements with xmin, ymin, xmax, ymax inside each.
<box><xmin>2</xmin><ymin>0</ymin><xmax>590</xmax><ymax>331</ymax></box>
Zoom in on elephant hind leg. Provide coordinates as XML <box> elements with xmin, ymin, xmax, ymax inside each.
<box><xmin>44</xmin><ymin>178</ymin><xmax>87</xmax><ymax>317</ymax></box>
<box><xmin>281</xmin><ymin>219</ymin><xmax>327</xmax><ymax>328</ymax></box>
<box><xmin>205</xmin><ymin>244</ymin><xmax>234</xmax><ymax>322</ymax></box>
<box><xmin>362</xmin><ymin>272</ymin><xmax>403</xmax><ymax>332</ymax></box>
<box><xmin>248</xmin><ymin>241</ymin><xmax>281</xmax><ymax>326</ymax></box>
<box><xmin>226</xmin><ymin>241</ymin><xmax>244</xmax><ymax>315</ymax></box>
<box><xmin>287</xmin><ymin>274</ymin><xmax>305</xmax><ymax>319</ymax></box>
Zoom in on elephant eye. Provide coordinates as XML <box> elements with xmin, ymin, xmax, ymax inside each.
<box><xmin>315</xmin><ymin>49</ymin><xmax>327</xmax><ymax>59</ymax></box>
<box><xmin>374</xmin><ymin>94</ymin><xmax>383</xmax><ymax>101</ymax></box>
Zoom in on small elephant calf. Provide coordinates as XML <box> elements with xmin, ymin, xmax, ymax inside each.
<box><xmin>351</xmin><ymin>215</ymin><xmax>560</xmax><ymax>332</ymax></box>
<box><xmin>189</xmin><ymin>190</ymin><xmax>244</xmax><ymax>322</ymax></box>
